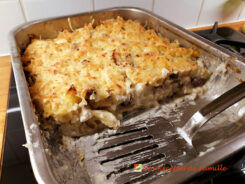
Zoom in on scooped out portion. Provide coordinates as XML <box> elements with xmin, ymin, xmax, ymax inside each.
<box><xmin>22</xmin><ymin>16</ymin><xmax>210</xmax><ymax>136</ymax></box>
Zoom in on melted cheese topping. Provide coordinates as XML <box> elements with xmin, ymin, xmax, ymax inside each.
<box><xmin>22</xmin><ymin>17</ymin><xmax>208</xmax><ymax>129</ymax></box>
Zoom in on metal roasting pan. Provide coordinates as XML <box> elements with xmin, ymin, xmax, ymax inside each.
<box><xmin>8</xmin><ymin>7</ymin><xmax>245</xmax><ymax>184</ymax></box>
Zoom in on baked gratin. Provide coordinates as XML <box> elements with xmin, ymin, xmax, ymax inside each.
<box><xmin>22</xmin><ymin>17</ymin><xmax>210</xmax><ymax>136</ymax></box>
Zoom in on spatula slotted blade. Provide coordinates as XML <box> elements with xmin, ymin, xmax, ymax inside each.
<box><xmin>86</xmin><ymin>117</ymin><xmax>196</xmax><ymax>184</ymax></box>
<box><xmin>84</xmin><ymin>82</ymin><xmax>245</xmax><ymax>183</ymax></box>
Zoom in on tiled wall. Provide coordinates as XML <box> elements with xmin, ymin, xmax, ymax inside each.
<box><xmin>0</xmin><ymin>0</ymin><xmax>245</xmax><ymax>54</ymax></box>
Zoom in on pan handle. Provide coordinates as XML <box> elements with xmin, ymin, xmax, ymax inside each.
<box><xmin>178</xmin><ymin>81</ymin><xmax>245</xmax><ymax>145</ymax></box>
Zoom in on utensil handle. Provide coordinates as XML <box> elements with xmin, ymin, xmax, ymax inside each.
<box><xmin>181</xmin><ymin>81</ymin><xmax>245</xmax><ymax>142</ymax></box>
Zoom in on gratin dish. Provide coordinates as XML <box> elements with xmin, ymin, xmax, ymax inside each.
<box><xmin>9</xmin><ymin>7</ymin><xmax>245</xmax><ymax>184</ymax></box>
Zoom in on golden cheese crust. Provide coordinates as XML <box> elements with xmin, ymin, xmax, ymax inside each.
<box><xmin>22</xmin><ymin>17</ymin><xmax>209</xmax><ymax>130</ymax></box>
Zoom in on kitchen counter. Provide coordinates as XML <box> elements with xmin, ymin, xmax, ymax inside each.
<box><xmin>189</xmin><ymin>20</ymin><xmax>245</xmax><ymax>32</ymax></box>
<box><xmin>0</xmin><ymin>20</ymin><xmax>244</xmax><ymax>173</ymax></box>
<box><xmin>0</xmin><ymin>56</ymin><xmax>11</xmax><ymax>172</ymax></box>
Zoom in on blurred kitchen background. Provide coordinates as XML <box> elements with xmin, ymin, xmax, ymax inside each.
<box><xmin>0</xmin><ymin>0</ymin><xmax>244</xmax><ymax>56</ymax></box>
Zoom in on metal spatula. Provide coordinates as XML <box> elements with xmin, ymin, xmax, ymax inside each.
<box><xmin>86</xmin><ymin>81</ymin><xmax>245</xmax><ymax>184</ymax></box>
